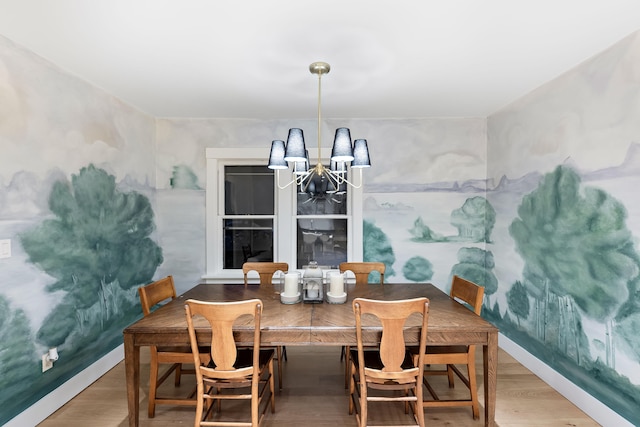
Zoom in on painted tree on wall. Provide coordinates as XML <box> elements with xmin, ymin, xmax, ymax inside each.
<box><xmin>363</xmin><ymin>220</ymin><xmax>396</xmax><ymax>278</ymax></box>
<box><xmin>450</xmin><ymin>247</ymin><xmax>498</xmax><ymax>310</ymax></box>
<box><xmin>20</xmin><ymin>164</ymin><xmax>163</xmax><ymax>350</ymax></box>
<box><xmin>506</xmin><ymin>280</ymin><xmax>530</xmax><ymax>327</ymax></box>
<box><xmin>509</xmin><ymin>165</ymin><xmax>640</xmax><ymax>367</ymax></box>
<box><xmin>450</xmin><ymin>196</ymin><xmax>496</xmax><ymax>242</ymax></box>
<box><xmin>403</xmin><ymin>256</ymin><xmax>434</xmax><ymax>282</ymax></box>
<box><xmin>0</xmin><ymin>294</ymin><xmax>39</xmax><ymax>422</ymax></box>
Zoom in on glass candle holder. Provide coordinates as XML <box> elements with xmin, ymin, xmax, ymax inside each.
<box><xmin>280</xmin><ymin>271</ymin><xmax>301</xmax><ymax>304</ymax></box>
<box><xmin>326</xmin><ymin>271</ymin><xmax>347</xmax><ymax>304</ymax></box>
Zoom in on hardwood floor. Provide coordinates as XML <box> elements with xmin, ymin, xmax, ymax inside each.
<box><xmin>38</xmin><ymin>346</ymin><xmax>600</xmax><ymax>427</ymax></box>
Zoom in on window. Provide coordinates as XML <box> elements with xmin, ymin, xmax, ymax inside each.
<box><xmin>222</xmin><ymin>165</ymin><xmax>274</xmax><ymax>268</ymax></box>
<box><xmin>205</xmin><ymin>148</ymin><xmax>363</xmax><ymax>282</ymax></box>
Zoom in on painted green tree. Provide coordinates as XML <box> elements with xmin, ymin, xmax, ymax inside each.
<box><xmin>0</xmin><ymin>295</ymin><xmax>40</xmax><ymax>424</ymax></box>
<box><xmin>509</xmin><ymin>165</ymin><xmax>639</xmax><ymax>367</ymax></box>
<box><xmin>403</xmin><ymin>256</ymin><xmax>433</xmax><ymax>282</ymax></box>
<box><xmin>450</xmin><ymin>247</ymin><xmax>498</xmax><ymax>310</ymax></box>
<box><xmin>450</xmin><ymin>196</ymin><xmax>496</xmax><ymax>242</ymax></box>
<box><xmin>409</xmin><ymin>216</ymin><xmax>445</xmax><ymax>242</ymax></box>
<box><xmin>506</xmin><ymin>280</ymin><xmax>530</xmax><ymax>327</ymax></box>
<box><xmin>170</xmin><ymin>164</ymin><xmax>201</xmax><ymax>189</ymax></box>
<box><xmin>20</xmin><ymin>164</ymin><xmax>163</xmax><ymax>349</ymax></box>
<box><xmin>363</xmin><ymin>220</ymin><xmax>396</xmax><ymax>278</ymax></box>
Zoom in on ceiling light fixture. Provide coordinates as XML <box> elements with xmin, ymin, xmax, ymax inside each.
<box><xmin>268</xmin><ymin>62</ymin><xmax>371</xmax><ymax>195</ymax></box>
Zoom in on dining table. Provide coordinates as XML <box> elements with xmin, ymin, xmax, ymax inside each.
<box><xmin>123</xmin><ymin>282</ymin><xmax>499</xmax><ymax>426</ymax></box>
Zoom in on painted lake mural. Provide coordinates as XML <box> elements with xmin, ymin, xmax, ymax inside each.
<box><xmin>2</xmin><ymin>23</ymin><xmax>640</xmax><ymax>427</ymax></box>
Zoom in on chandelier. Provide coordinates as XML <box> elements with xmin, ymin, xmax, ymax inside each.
<box><xmin>267</xmin><ymin>62</ymin><xmax>371</xmax><ymax>195</ymax></box>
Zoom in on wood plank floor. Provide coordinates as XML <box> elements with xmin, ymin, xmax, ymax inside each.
<box><xmin>38</xmin><ymin>346</ymin><xmax>600</xmax><ymax>426</ymax></box>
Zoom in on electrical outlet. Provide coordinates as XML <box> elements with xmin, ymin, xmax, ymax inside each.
<box><xmin>0</xmin><ymin>239</ymin><xmax>10</xmax><ymax>259</ymax></box>
<box><xmin>42</xmin><ymin>354</ymin><xmax>53</xmax><ymax>372</ymax></box>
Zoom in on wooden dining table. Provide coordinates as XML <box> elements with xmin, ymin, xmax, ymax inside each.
<box><xmin>123</xmin><ymin>282</ymin><xmax>499</xmax><ymax>426</ymax></box>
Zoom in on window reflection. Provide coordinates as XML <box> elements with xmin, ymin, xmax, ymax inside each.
<box><xmin>296</xmin><ymin>219</ymin><xmax>347</xmax><ymax>269</ymax></box>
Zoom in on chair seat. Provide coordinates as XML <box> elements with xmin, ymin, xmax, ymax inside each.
<box><xmin>156</xmin><ymin>345</ymin><xmax>192</xmax><ymax>353</ymax></box>
<box><xmin>207</xmin><ymin>348</ymin><xmax>275</xmax><ymax>370</ymax></box>
<box><xmin>426</xmin><ymin>345</ymin><xmax>469</xmax><ymax>355</ymax></box>
<box><xmin>350</xmin><ymin>348</ymin><xmax>415</xmax><ymax>371</ymax></box>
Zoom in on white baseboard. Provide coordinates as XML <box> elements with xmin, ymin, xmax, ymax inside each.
<box><xmin>5</xmin><ymin>336</ymin><xmax>634</xmax><ymax>427</ymax></box>
<box><xmin>499</xmin><ymin>334</ymin><xmax>632</xmax><ymax>427</ymax></box>
<box><xmin>5</xmin><ymin>344</ymin><xmax>124</xmax><ymax>427</ymax></box>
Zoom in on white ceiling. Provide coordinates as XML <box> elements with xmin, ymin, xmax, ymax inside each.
<box><xmin>0</xmin><ymin>0</ymin><xmax>639</xmax><ymax>119</ymax></box>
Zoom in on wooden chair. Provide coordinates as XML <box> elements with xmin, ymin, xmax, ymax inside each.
<box><xmin>339</xmin><ymin>262</ymin><xmax>386</xmax><ymax>387</ymax></box>
<box><xmin>411</xmin><ymin>275</ymin><xmax>485</xmax><ymax>419</ymax></box>
<box><xmin>185</xmin><ymin>298</ymin><xmax>275</xmax><ymax>427</ymax></box>
<box><xmin>138</xmin><ymin>276</ymin><xmax>209</xmax><ymax>418</ymax></box>
<box><xmin>339</xmin><ymin>262</ymin><xmax>385</xmax><ymax>286</ymax></box>
<box><xmin>348</xmin><ymin>297</ymin><xmax>430</xmax><ymax>427</ymax></box>
<box><xmin>242</xmin><ymin>262</ymin><xmax>289</xmax><ymax>287</ymax></box>
<box><xmin>242</xmin><ymin>261</ymin><xmax>288</xmax><ymax>390</ymax></box>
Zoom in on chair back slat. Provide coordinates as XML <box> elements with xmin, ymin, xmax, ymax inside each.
<box><xmin>185</xmin><ymin>299</ymin><xmax>262</xmax><ymax>374</ymax></box>
<box><xmin>339</xmin><ymin>262</ymin><xmax>385</xmax><ymax>286</ymax></box>
<box><xmin>353</xmin><ymin>297</ymin><xmax>429</xmax><ymax>375</ymax></box>
<box><xmin>138</xmin><ymin>276</ymin><xmax>177</xmax><ymax>316</ymax></box>
<box><xmin>450</xmin><ymin>275</ymin><xmax>484</xmax><ymax>314</ymax></box>
<box><xmin>243</xmin><ymin>262</ymin><xmax>289</xmax><ymax>287</ymax></box>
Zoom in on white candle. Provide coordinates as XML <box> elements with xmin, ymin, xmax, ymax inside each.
<box><xmin>307</xmin><ymin>283</ymin><xmax>319</xmax><ymax>299</ymax></box>
<box><xmin>330</xmin><ymin>273</ymin><xmax>344</xmax><ymax>295</ymax></box>
<box><xmin>284</xmin><ymin>273</ymin><xmax>299</xmax><ymax>296</ymax></box>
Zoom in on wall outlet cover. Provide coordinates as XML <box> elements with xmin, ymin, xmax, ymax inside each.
<box><xmin>42</xmin><ymin>354</ymin><xmax>53</xmax><ymax>372</ymax></box>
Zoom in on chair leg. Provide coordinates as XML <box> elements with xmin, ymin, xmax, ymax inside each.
<box><xmin>269</xmin><ymin>359</ymin><xmax>276</xmax><ymax>413</ymax></box>
<box><xmin>344</xmin><ymin>346</ymin><xmax>351</xmax><ymax>389</ymax></box>
<box><xmin>276</xmin><ymin>346</ymin><xmax>284</xmax><ymax>390</ymax></box>
<box><xmin>446</xmin><ymin>364</ymin><xmax>455</xmax><ymax>387</ymax></box>
<box><xmin>174</xmin><ymin>363</ymin><xmax>182</xmax><ymax>386</ymax></box>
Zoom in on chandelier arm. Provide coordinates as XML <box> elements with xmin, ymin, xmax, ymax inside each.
<box><xmin>275</xmin><ymin>169</ymin><xmax>304</xmax><ymax>190</ymax></box>
<box><xmin>327</xmin><ymin>168</ymin><xmax>364</xmax><ymax>189</ymax></box>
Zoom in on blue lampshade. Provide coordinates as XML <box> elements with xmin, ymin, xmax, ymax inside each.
<box><xmin>330</xmin><ymin>128</ymin><xmax>354</xmax><ymax>162</ymax></box>
<box><xmin>351</xmin><ymin>139</ymin><xmax>371</xmax><ymax>168</ymax></box>
<box><xmin>284</xmin><ymin>128</ymin><xmax>307</xmax><ymax>162</ymax></box>
<box><xmin>294</xmin><ymin>150</ymin><xmax>309</xmax><ymax>175</ymax></box>
<box><xmin>268</xmin><ymin>140</ymin><xmax>288</xmax><ymax>170</ymax></box>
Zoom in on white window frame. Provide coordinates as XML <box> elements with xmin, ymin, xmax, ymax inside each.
<box><xmin>203</xmin><ymin>147</ymin><xmax>363</xmax><ymax>283</ymax></box>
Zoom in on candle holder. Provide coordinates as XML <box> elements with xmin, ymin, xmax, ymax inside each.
<box><xmin>325</xmin><ymin>271</ymin><xmax>347</xmax><ymax>304</ymax></box>
<box><xmin>302</xmin><ymin>261</ymin><xmax>324</xmax><ymax>303</ymax></box>
<box><xmin>280</xmin><ymin>271</ymin><xmax>302</xmax><ymax>304</ymax></box>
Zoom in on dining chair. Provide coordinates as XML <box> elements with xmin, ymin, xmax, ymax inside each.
<box><xmin>184</xmin><ymin>298</ymin><xmax>276</xmax><ymax>427</ymax></box>
<box><xmin>242</xmin><ymin>261</ymin><xmax>288</xmax><ymax>390</ymax></box>
<box><xmin>348</xmin><ymin>297</ymin><xmax>430</xmax><ymax>427</ymax></box>
<box><xmin>339</xmin><ymin>261</ymin><xmax>385</xmax><ymax>286</ymax></box>
<box><xmin>339</xmin><ymin>261</ymin><xmax>386</xmax><ymax>387</ymax></box>
<box><xmin>411</xmin><ymin>275</ymin><xmax>485</xmax><ymax>419</ymax></box>
<box><xmin>242</xmin><ymin>262</ymin><xmax>289</xmax><ymax>287</ymax></box>
<box><xmin>138</xmin><ymin>276</ymin><xmax>210</xmax><ymax>418</ymax></box>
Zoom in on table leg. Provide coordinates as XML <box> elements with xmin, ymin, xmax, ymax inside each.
<box><xmin>484</xmin><ymin>332</ymin><xmax>498</xmax><ymax>427</ymax></box>
<box><xmin>124</xmin><ymin>333</ymin><xmax>140</xmax><ymax>427</ymax></box>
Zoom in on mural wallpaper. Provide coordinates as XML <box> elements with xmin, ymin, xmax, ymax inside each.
<box><xmin>0</xmin><ymin>36</ymin><xmax>157</xmax><ymax>424</ymax></box>
<box><xmin>1</xmin><ymin>23</ymin><xmax>639</xmax><ymax>427</ymax></box>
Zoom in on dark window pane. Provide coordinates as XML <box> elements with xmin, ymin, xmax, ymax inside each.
<box><xmin>296</xmin><ymin>191</ymin><xmax>347</xmax><ymax>215</ymax></box>
<box><xmin>296</xmin><ymin>218</ymin><xmax>347</xmax><ymax>269</ymax></box>
<box><xmin>223</xmin><ymin>219</ymin><xmax>274</xmax><ymax>269</ymax></box>
<box><xmin>225</xmin><ymin>166</ymin><xmax>274</xmax><ymax>215</ymax></box>
<box><xmin>296</xmin><ymin>171</ymin><xmax>347</xmax><ymax>215</ymax></box>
